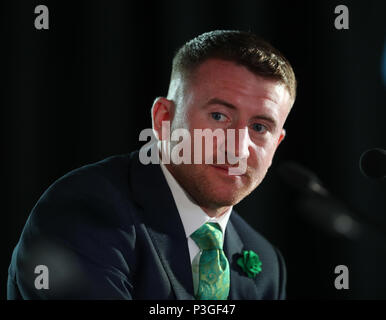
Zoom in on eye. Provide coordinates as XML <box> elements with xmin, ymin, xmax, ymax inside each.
<box><xmin>210</xmin><ymin>112</ymin><xmax>227</xmax><ymax>122</ymax></box>
<box><xmin>251</xmin><ymin>123</ymin><xmax>268</xmax><ymax>133</ymax></box>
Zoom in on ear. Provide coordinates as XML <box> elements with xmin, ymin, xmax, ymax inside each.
<box><xmin>276</xmin><ymin>128</ymin><xmax>286</xmax><ymax>148</ymax></box>
<box><xmin>151</xmin><ymin>97</ymin><xmax>175</xmax><ymax>140</ymax></box>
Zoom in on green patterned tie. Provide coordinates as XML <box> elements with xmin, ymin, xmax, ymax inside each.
<box><xmin>190</xmin><ymin>222</ymin><xmax>230</xmax><ymax>300</ymax></box>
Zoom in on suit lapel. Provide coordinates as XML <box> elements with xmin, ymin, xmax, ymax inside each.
<box><xmin>224</xmin><ymin>215</ymin><xmax>259</xmax><ymax>300</ymax></box>
<box><xmin>129</xmin><ymin>151</ymin><xmax>195</xmax><ymax>300</ymax></box>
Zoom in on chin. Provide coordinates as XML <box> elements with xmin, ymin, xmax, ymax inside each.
<box><xmin>171</xmin><ymin>164</ymin><xmax>253</xmax><ymax>207</ymax></box>
<box><xmin>198</xmin><ymin>186</ymin><xmax>247</xmax><ymax>207</ymax></box>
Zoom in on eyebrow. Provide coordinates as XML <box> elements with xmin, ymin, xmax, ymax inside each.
<box><xmin>204</xmin><ymin>97</ymin><xmax>278</xmax><ymax>130</ymax></box>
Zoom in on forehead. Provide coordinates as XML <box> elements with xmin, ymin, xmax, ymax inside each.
<box><xmin>187</xmin><ymin>58</ymin><xmax>290</xmax><ymax>107</ymax></box>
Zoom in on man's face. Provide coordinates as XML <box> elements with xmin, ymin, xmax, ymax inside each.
<box><xmin>156</xmin><ymin>58</ymin><xmax>293</xmax><ymax>213</ymax></box>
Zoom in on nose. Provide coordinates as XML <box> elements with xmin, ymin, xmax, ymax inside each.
<box><xmin>235</xmin><ymin>127</ymin><xmax>251</xmax><ymax>159</ymax></box>
<box><xmin>226</xmin><ymin>125</ymin><xmax>250</xmax><ymax>165</ymax></box>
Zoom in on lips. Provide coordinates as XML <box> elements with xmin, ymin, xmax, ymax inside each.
<box><xmin>212</xmin><ymin>164</ymin><xmax>231</xmax><ymax>171</ymax></box>
<box><xmin>210</xmin><ymin>164</ymin><xmax>245</xmax><ymax>176</ymax></box>
<box><xmin>211</xmin><ymin>164</ymin><xmax>230</xmax><ymax>170</ymax></box>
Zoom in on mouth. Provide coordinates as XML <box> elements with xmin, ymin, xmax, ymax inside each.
<box><xmin>210</xmin><ymin>164</ymin><xmax>245</xmax><ymax>176</ymax></box>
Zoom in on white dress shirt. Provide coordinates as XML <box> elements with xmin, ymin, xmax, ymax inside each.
<box><xmin>159</xmin><ymin>161</ymin><xmax>232</xmax><ymax>263</ymax></box>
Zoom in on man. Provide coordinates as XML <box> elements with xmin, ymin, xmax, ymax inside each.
<box><xmin>8</xmin><ymin>30</ymin><xmax>296</xmax><ymax>300</ymax></box>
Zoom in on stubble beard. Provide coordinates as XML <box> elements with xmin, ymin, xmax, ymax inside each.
<box><xmin>167</xmin><ymin>161</ymin><xmax>260</xmax><ymax>210</ymax></box>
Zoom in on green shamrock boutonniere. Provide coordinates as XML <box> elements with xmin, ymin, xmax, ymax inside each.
<box><xmin>237</xmin><ymin>250</ymin><xmax>262</xmax><ymax>278</ymax></box>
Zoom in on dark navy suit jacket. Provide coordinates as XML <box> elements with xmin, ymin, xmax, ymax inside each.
<box><xmin>7</xmin><ymin>151</ymin><xmax>286</xmax><ymax>299</ymax></box>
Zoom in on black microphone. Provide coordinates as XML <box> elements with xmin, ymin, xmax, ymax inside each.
<box><xmin>360</xmin><ymin>148</ymin><xmax>386</xmax><ymax>179</ymax></box>
<box><xmin>276</xmin><ymin>161</ymin><xmax>329</xmax><ymax>196</ymax></box>
<box><xmin>277</xmin><ymin>161</ymin><xmax>363</xmax><ymax>239</ymax></box>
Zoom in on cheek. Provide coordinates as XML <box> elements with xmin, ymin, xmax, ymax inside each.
<box><xmin>250</xmin><ymin>143</ymin><xmax>276</xmax><ymax>169</ymax></box>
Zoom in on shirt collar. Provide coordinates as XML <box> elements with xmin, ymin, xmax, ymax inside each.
<box><xmin>159</xmin><ymin>161</ymin><xmax>232</xmax><ymax>240</ymax></box>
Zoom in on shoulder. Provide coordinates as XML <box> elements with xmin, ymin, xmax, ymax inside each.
<box><xmin>8</xmin><ymin>153</ymin><xmax>139</xmax><ymax>299</ymax></box>
<box><xmin>23</xmin><ymin>152</ymin><xmax>141</xmax><ymax>244</ymax></box>
<box><xmin>32</xmin><ymin>153</ymin><xmax>136</xmax><ymax>226</ymax></box>
<box><xmin>44</xmin><ymin>153</ymin><xmax>132</xmax><ymax>201</ymax></box>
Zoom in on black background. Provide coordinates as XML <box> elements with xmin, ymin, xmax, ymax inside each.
<box><xmin>1</xmin><ymin>0</ymin><xmax>386</xmax><ymax>300</ymax></box>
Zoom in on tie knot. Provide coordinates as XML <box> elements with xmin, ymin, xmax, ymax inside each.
<box><xmin>191</xmin><ymin>222</ymin><xmax>223</xmax><ymax>250</ymax></box>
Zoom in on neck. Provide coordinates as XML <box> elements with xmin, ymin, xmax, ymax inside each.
<box><xmin>201</xmin><ymin>206</ymin><xmax>231</xmax><ymax>218</ymax></box>
<box><xmin>159</xmin><ymin>148</ymin><xmax>232</xmax><ymax>219</ymax></box>
<box><xmin>163</xmin><ymin>162</ymin><xmax>232</xmax><ymax>219</ymax></box>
